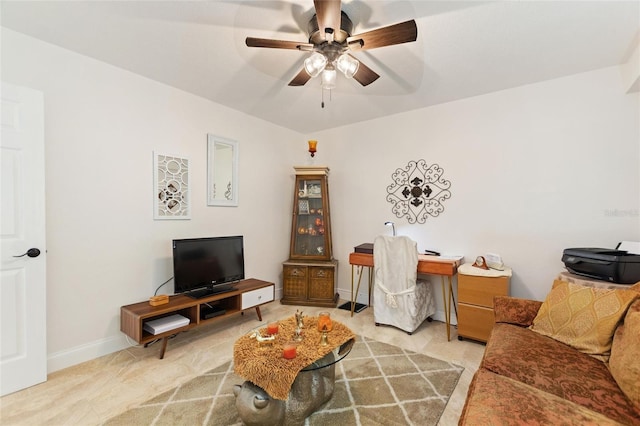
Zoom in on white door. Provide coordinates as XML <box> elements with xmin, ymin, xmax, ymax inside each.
<box><xmin>1</xmin><ymin>82</ymin><xmax>47</xmax><ymax>396</ymax></box>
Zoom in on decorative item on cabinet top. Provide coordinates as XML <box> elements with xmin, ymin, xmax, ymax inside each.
<box><xmin>386</xmin><ymin>159</ymin><xmax>451</xmax><ymax>224</ymax></box>
<box><xmin>472</xmin><ymin>256</ymin><xmax>490</xmax><ymax>270</ymax></box>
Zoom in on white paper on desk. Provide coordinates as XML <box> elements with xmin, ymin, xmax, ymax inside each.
<box><xmin>617</xmin><ymin>241</ymin><xmax>640</xmax><ymax>254</ymax></box>
<box><xmin>438</xmin><ymin>254</ymin><xmax>464</xmax><ymax>261</ymax></box>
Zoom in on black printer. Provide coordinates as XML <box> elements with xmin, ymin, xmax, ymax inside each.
<box><xmin>562</xmin><ymin>247</ymin><xmax>640</xmax><ymax>284</ymax></box>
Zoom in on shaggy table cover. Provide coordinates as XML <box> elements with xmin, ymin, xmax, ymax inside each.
<box><xmin>233</xmin><ymin>315</ymin><xmax>355</xmax><ymax>400</ymax></box>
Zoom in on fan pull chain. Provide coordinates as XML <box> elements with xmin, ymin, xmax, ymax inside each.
<box><xmin>320</xmin><ymin>88</ymin><xmax>333</xmax><ymax>109</ymax></box>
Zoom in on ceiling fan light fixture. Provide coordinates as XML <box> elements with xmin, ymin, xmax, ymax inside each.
<box><xmin>304</xmin><ymin>52</ymin><xmax>327</xmax><ymax>78</ymax></box>
<box><xmin>336</xmin><ymin>54</ymin><xmax>359</xmax><ymax>79</ymax></box>
<box><xmin>321</xmin><ymin>67</ymin><xmax>337</xmax><ymax>89</ymax></box>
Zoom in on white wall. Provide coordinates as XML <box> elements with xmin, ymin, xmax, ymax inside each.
<box><xmin>1</xmin><ymin>29</ymin><xmax>305</xmax><ymax>371</ymax></box>
<box><xmin>314</xmin><ymin>66</ymin><xmax>640</xmax><ymax>321</ymax></box>
<box><xmin>3</xmin><ymin>27</ymin><xmax>639</xmax><ymax>372</ymax></box>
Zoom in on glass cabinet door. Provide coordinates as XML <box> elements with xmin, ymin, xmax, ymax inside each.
<box><xmin>290</xmin><ymin>168</ymin><xmax>332</xmax><ymax>260</ymax></box>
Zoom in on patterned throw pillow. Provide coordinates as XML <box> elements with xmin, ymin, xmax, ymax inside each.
<box><xmin>609</xmin><ymin>298</ymin><xmax>640</xmax><ymax>408</ymax></box>
<box><xmin>530</xmin><ymin>280</ymin><xmax>640</xmax><ymax>362</ymax></box>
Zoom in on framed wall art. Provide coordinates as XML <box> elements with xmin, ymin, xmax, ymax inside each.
<box><xmin>207</xmin><ymin>134</ymin><xmax>238</xmax><ymax>207</ymax></box>
<box><xmin>153</xmin><ymin>151</ymin><xmax>190</xmax><ymax>220</ymax></box>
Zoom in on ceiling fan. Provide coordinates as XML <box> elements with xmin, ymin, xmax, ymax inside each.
<box><xmin>245</xmin><ymin>0</ymin><xmax>418</xmax><ymax>88</ymax></box>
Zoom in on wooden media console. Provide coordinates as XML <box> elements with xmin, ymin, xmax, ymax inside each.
<box><xmin>120</xmin><ymin>278</ymin><xmax>274</xmax><ymax>358</ymax></box>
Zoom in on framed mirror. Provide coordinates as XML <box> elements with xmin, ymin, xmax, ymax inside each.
<box><xmin>207</xmin><ymin>134</ymin><xmax>238</xmax><ymax>206</ymax></box>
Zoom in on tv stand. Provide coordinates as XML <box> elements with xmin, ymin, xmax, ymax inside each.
<box><xmin>120</xmin><ymin>278</ymin><xmax>274</xmax><ymax>359</ymax></box>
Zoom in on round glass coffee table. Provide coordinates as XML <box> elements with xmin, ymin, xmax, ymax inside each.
<box><xmin>302</xmin><ymin>337</ymin><xmax>354</xmax><ymax>371</ymax></box>
<box><xmin>233</xmin><ymin>324</ymin><xmax>355</xmax><ymax>426</ymax></box>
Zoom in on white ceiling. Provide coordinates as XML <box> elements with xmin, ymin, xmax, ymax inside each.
<box><xmin>2</xmin><ymin>0</ymin><xmax>639</xmax><ymax>134</ymax></box>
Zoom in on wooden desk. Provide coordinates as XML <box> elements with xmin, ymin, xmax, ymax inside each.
<box><xmin>349</xmin><ymin>252</ymin><xmax>461</xmax><ymax>341</ymax></box>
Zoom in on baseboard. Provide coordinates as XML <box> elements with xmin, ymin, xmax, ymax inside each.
<box><xmin>430</xmin><ymin>310</ymin><xmax>458</xmax><ymax>326</ymax></box>
<box><xmin>274</xmin><ymin>286</ymin><xmax>283</xmax><ymax>301</ymax></box>
<box><xmin>45</xmin><ymin>296</ymin><xmax>455</xmax><ymax>374</ymax></box>
<box><xmin>47</xmin><ymin>288</ymin><xmax>286</xmax><ymax>374</ymax></box>
<box><xmin>335</xmin><ymin>288</ymin><xmax>457</xmax><ymax>326</ymax></box>
<box><xmin>47</xmin><ymin>334</ymin><xmax>130</xmax><ymax>374</ymax></box>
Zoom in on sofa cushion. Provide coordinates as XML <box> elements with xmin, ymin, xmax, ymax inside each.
<box><xmin>493</xmin><ymin>295</ymin><xmax>543</xmax><ymax>327</ymax></box>
<box><xmin>459</xmin><ymin>369</ymin><xmax>623</xmax><ymax>426</ymax></box>
<box><xmin>610</xmin><ymin>299</ymin><xmax>640</xmax><ymax>410</ymax></box>
<box><xmin>530</xmin><ymin>280</ymin><xmax>639</xmax><ymax>361</ymax></box>
<box><xmin>481</xmin><ymin>323</ymin><xmax>640</xmax><ymax>425</ymax></box>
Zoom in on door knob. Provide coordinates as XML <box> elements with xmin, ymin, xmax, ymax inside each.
<box><xmin>13</xmin><ymin>248</ymin><xmax>41</xmax><ymax>258</ymax></box>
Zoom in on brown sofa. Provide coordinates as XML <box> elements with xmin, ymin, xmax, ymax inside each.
<box><xmin>459</xmin><ymin>292</ymin><xmax>640</xmax><ymax>425</ymax></box>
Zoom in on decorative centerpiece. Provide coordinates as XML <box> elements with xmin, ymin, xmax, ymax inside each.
<box><xmin>267</xmin><ymin>321</ymin><xmax>279</xmax><ymax>335</ymax></box>
<box><xmin>282</xmin><ymin>342</ymin><xmax>298</xmax><ymax>359</ymax></box>
<box><xmin>248</xmin><ymin>330</ymin><xmax>275</xmax><ymax>346</ymax></box>
<box><xmin>294</xmin><ymin>310</ymin><xmax>305</xmax><ymax>342</ymax></box>
<box><xmin>317</xmin><ymin>312</ymin><xmax>333</xmax><ymax>346</ymax></box>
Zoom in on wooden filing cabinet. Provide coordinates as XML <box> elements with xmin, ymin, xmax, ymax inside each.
<box><xmin>457</xmin><ymin>266</ymin><xmax>511</xmax><ymax>343</ymax></box>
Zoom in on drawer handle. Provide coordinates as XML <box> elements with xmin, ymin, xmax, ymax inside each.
<box><xmin>317</xmin><ymin>271</ymin><xmax>326</xmax><ymax>277</ymax></box>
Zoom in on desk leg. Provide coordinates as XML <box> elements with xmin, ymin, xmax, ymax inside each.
<box><xmin>350</xmin><ymin>264</ymin><xmax>354</xmax><ymax>315</ymax></box>
<box><xmin>351</xmin><ymin>266</ymin><xmax>365</xmax><ymax>317</ymax></box>
<box><xmin>441</xmin><ymin>276</ymin><xmax>454</xmax><ymax>342</ymax></box>
<box><xmin>451</xmin><ymin>279</ymin><xmax>458</xmax><ymax>321</ymax></box>
<box><xmin>368</xmin><ymin>266</ymin><xmax>373</xmax><ymax>307</ymax></box>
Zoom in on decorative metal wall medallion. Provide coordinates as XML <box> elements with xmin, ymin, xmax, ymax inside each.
<box><xmin>386</xmin><ymin>160</ymin><xmax>451</xmax><ymax>223</ymax></box>
<box><xmin>154</xmin><ymin>152</ymin><xmax>190</xmax><ymax>220</ymax></box>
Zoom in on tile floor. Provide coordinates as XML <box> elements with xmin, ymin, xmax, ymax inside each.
<box><xmin>0</xmin><ymin>301</ymin><xmax>486</xmax><ymax>425</ymax></box>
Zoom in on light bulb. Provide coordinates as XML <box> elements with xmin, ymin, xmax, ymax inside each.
<box><xmin>304</xmin><ymin>52</ymin><xmax>327</xmax><ymax>78</ymax></box>
<box><xmin>321</xmin><ymin>67</ymin><xmax>337</xmax><ymax>89</ymax></box>
<box><xmin>336</xmin><ymin>54</ymin><xmax>359</xmax><ymax>78</ymax></box>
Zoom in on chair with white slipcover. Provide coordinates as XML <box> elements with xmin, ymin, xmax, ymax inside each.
<box><xmin>373</xmin><ymin>235</ymin><xmax>436</xmax><ymax>335</ymax></box>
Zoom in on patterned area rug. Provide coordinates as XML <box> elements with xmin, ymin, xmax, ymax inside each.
<box><xmin>104</xmin><ymin>336</ymin><xmax>463</xmax><ymax>425</ymax></box>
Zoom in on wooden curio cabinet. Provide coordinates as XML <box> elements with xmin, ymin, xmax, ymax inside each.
<box><xmin>281</xmin><ymin>166</ymin><xmax>338</xmax><ymax>307</ymax></box>
<box><xmin>289</xmin><ymin>166</ymin><xmax>332</xmax><ymax>260</ymax></box>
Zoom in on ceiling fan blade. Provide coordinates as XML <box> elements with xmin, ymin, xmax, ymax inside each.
<box><xmin>246</xmin><ymin>37</ymin><xmax>313</xmax><ymax>51</ymax></box>
<box><xmin>352</xmin><ymin>58</ymin><xmax>380</xmax><ymax>86</ymax></box>
<box><xmin>347</xmin><ymin>20</ymin><xmax>417</xmax><ymax>51</ymax></box>
<box><xmin>289</xmin><ymin>68</ymin><xmax>312</xmax><ymax>86</ymax></box>
<box><xmin>314</xmin><ymin>0</ymin><xmax>342</xmax><ymax>41</ymax></box>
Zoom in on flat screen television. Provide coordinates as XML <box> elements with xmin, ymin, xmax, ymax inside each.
<box><xmin>172</xmin><ymin>236</ymin><xmax>245</xmax><ymax>299</ymax></box>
